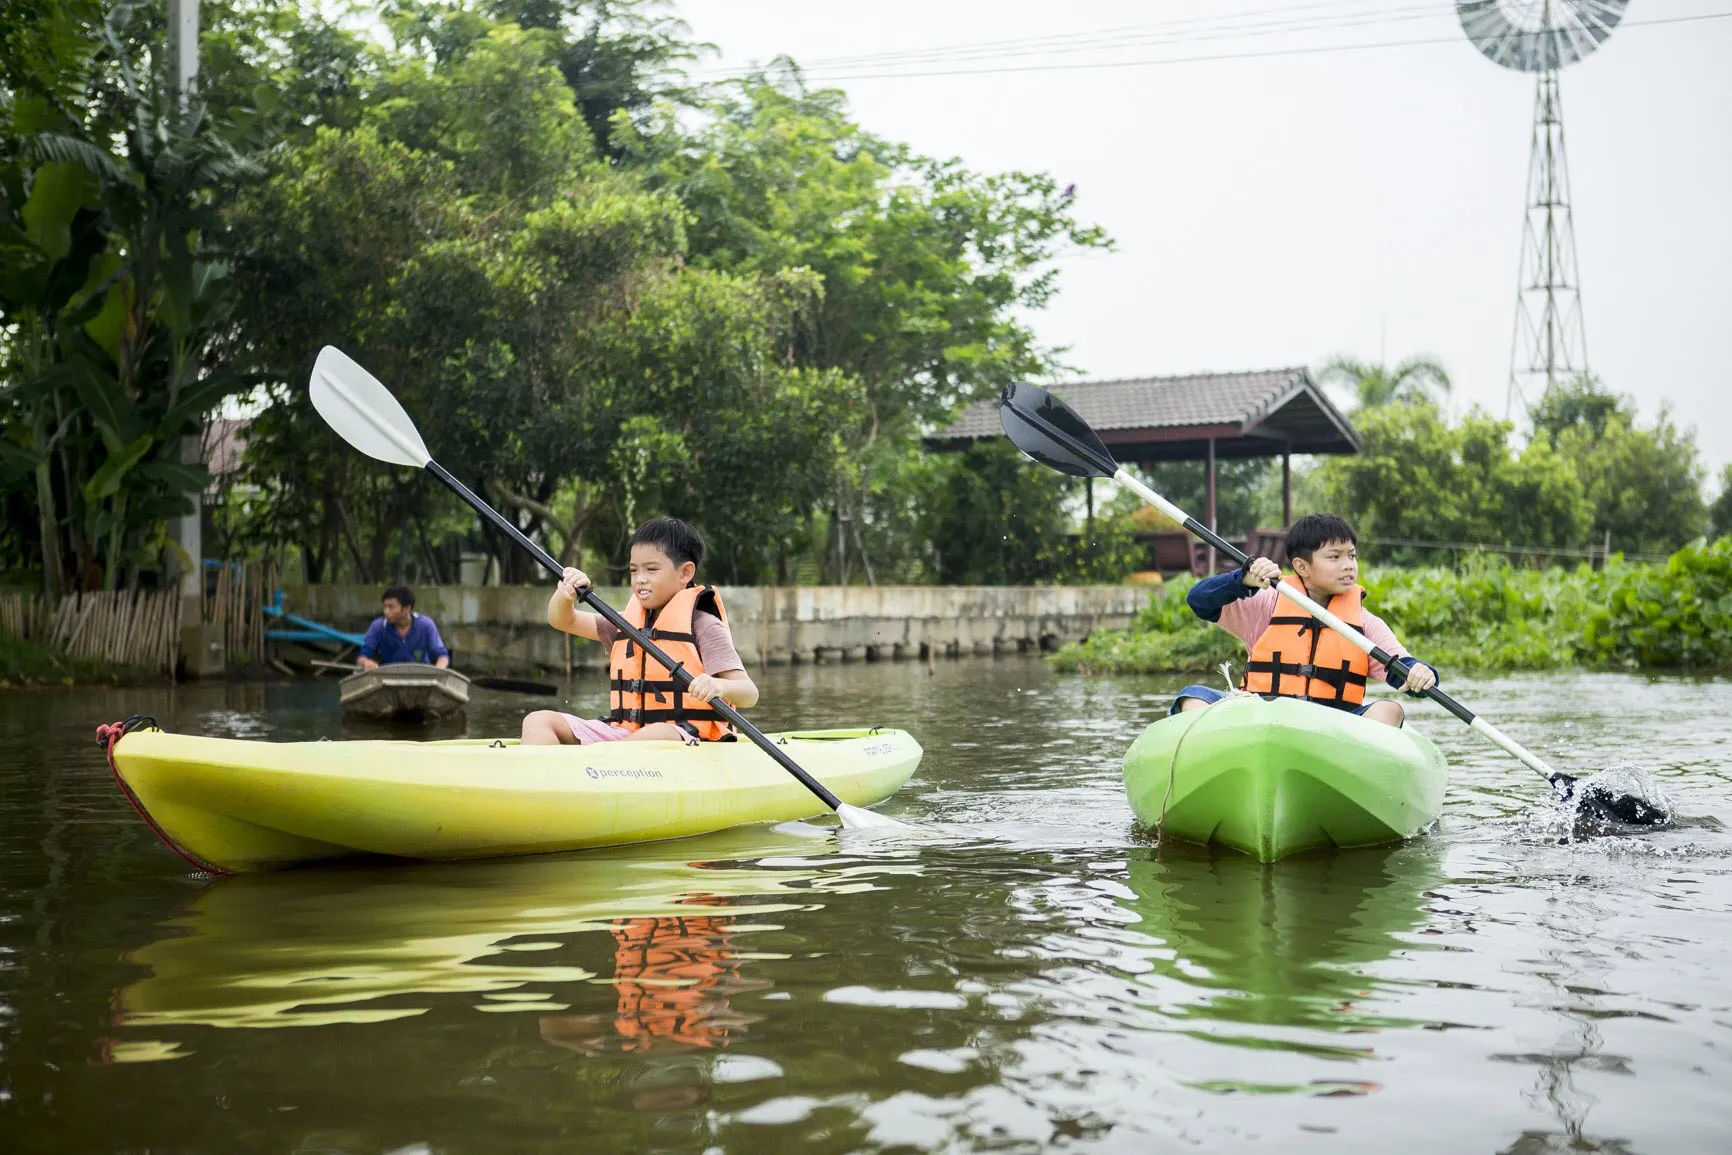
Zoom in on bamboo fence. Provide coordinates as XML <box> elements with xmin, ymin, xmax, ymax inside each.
<box><xmin>0</xmin><ymin>559</ymin><xmax>275</xmax><ymax>676</ymax></box>
<box><xmin>37</xmin><ymin>589</ymin><xmax>182</xmax><ymax>674</ymax></box>
<box><xmin>0</xmin><ymin>593</ymin><xmax>53</xmax><ymax>642</ymax></box>
<box><xmin>203</xmin><ymin>560</ymin><xmax>273</xmax><ymax>667</ymax></box>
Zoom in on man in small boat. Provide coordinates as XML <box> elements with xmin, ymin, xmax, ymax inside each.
<box><xmin>1172</xmin><ymin>514</ymin><xmax>1437</xmax><ymax>727</ymax></box>
<box><xmin>520</xmin><ymin>517</ymin><xmax>758</xmax><ymax>746</ymax></box>
<box><xmin>357</xmin><ymin>585</ymin><xmax>451</xmax><ymax>670</ymax></box>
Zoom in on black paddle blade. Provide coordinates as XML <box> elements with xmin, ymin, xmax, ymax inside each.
<box><xmin>997</xmin><ymin>382</ymin><xmax>1119</xmax><ymax>479</ymax></box>
<box><xmin>1552</xmin><ymin>773</ymin><xmax>1673</xmax><ymax>828</ymax></box>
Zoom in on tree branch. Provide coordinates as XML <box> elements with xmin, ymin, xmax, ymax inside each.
<box><xmin>486</xmin><ymin>481</ymin><xmax>599</xmax><ymax>566</ymax></box>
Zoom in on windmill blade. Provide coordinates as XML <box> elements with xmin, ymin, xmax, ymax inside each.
<box><xmin>1457</xmin><ymin>0</ymin><xmax>1628</xmax><ymax>72</ymax></box>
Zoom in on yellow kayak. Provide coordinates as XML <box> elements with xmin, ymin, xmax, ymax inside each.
<box><xmin>106</xmin><ymin>726</ymin><xmax>921</xmax><ymax>873</ymax></box>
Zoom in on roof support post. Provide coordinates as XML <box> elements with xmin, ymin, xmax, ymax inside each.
<box><xmin>1282</xmin><ymin>446</ymin><xmax>1292</xmax><ymax>528</ymax></box>
<box><xmin>1206</xmin><ymin>437</ymin><xmax>1217</xmax><ymax>574</ymax></box>
<box><xmin>1085</xmin><ymin>477</ymin><xmax>1095</xmax><ymax>562</ymax></box>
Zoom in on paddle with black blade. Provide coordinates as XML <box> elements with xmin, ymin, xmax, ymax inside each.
<box><xmin>997</xmin><ymin>380</ymin><xmax>1669</xmax><ymax>828</ymax></box>
<box><xmin>308</xmin><ymin>345</ymin><xmax>909</xmax><ymax>831</ymax></box>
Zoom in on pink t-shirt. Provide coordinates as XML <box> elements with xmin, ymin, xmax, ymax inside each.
<box><xmin>1216</xmin><ymin>588</ymin><xmax>1411</xmax><ymax>684</ymax></box>
<box><xmin>595</xmin><ymin>611</ymin><xmax>744</xmax><ymax>675</ymax></box>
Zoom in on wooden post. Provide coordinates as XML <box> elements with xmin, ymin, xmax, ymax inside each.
<box><xmin>1282</xmin><ymin>448</ymin><xmax>1293</xmax><ymax>528</ymax></box>
<box><xmin>1206</xmin><ymin>437</ymin><xmax>1217</xmax><ymax>574</ymax></box>
<box><xmin>1085</xmin><ymin>477</ymin><xmax>1095</xmax><ymax>561</ymax></box>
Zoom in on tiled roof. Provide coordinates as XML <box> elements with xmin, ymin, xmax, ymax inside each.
<box><xmin>938</xmin><ymin>368</ymin><xmax>1312</xmax><ymax>440</ymax></box>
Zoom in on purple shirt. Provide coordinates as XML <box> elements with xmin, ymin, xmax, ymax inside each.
<box><xmin>361</xmin><ymin>612</ymin><xmax>450</xmax><ymax>665</ymax></box>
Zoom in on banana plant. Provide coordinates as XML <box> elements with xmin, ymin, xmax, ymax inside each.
<box><xmin>1</xmin><ymin>2</ymin><xmax>258</xmax><ymax>591</ymax></box>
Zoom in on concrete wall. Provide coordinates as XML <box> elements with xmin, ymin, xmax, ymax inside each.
<box><xmin>279</xmin><ymin>584</ymin><xmax>1146</xmax><ymax>671</ymax></box>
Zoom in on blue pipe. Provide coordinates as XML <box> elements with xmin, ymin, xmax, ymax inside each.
<box><xmin>262</xmin><ymin>591</ymin><xmax>365</xmax><ymax>647</ymax></box>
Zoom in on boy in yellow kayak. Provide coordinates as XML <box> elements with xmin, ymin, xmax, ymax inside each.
<box><xmin>1173</xmin><ymin>514</ymin><xmax>1437</xmax><ymax>727</ymax></box>
<box><xmin>521</xmin><ymin>517</ymin><xmax>758</xmax><ymax>745</ymax></box>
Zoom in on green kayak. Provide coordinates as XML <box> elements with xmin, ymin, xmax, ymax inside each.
<box><xmin>1123</xmin><ymin>694</ymin><xmax>1448</xmax><ymax>861</ymax></box>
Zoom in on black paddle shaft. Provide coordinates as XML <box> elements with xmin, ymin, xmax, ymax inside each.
<box><xmin>423</xmin><ymin>461</ymin><xmax>847</xmax><ymax>810</ymax></box>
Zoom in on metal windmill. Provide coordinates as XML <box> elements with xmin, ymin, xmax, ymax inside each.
<box><xmin>1457</xmin><ymin>0</ymin><xmax>1628</xmax><ymax>415</ymax></box>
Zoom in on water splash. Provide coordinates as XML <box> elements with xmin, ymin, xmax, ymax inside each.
<box><xmin>1558</xmin><ymin>762</ymin><xmax>1676</xmax><ymax>838</ymax></box>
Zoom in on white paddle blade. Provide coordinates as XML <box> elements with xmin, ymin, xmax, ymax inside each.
<box><xmin>309</xmin><ymin>346</ymin><xmax>432</xmax><ymax>469</ymax></box>
<box><xmin>835</xmin><ymin>802</ymin><xmax>914</xmax><ymax>831</ymax></box>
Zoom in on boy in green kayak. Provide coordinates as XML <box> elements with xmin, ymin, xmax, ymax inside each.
<box><xmin>520</xmin><ymin>517</ymin><xmax>758</xmax><ymax>746</ymax></box>
<box><xmin>1172</xmin><ymin>514</ymin><xmax>1438</xmax><ymax>727</ymax></box>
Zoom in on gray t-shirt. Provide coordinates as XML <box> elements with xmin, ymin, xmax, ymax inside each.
<box><xmin>596</xmin><ymin>610</ymin><xmax>744</xmax><ymax>675</ymax></box>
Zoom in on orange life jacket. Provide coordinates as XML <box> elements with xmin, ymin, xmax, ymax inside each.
<box><xmin>607</xmin><ymin>584</ymin><xmax>734</xmax><ymax>741</ymax></box>
<box><xmin>1239</xmin><ymin>575</ymin><xmax>1370</xmax><ymax>710</ymax></box>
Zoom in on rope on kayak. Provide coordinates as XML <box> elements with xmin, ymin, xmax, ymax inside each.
<box><xmin>95</xmin><ymin>716</ymin><xmax>232</xmax><ymax>876</ymax></box>
<box><xmin>1158</xmin><ymin>665</ymin><xmax>1254</xmax><ymax>840</ymax></box>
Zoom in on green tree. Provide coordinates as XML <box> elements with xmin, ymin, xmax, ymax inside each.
<box><xmin>480</xmin><ymin>0</ymin><xmax>704</xmax><ymax>155</ymax></box>
<box><xmin>2</xmin><ymin>1</ymin><xmax>262</xmax><ymax>593</ymax></box>
<box><xmin>1709</xmin><ymin>463</ymin><xmax>1732</xmax><ymax>541</ymax></box>
<box><xmin>1530</xmin><ymin>378</ymin><xmax>1708</xmax><ymax>553</ymax></box>
<box><xmin>1317</xmin><ymin>354</ymin><xmax>1451</xmax><ymax>413</ymax></box>
<box><xmin>1315</xmin><ymin>401</ymin><xmax>1592</xmax><ymax>561</ymax></box>
<box><xmin>920</xmin><ymin>440</ymin><xmax>1077</xmax><ymax>585</ymax></box>
<box><xmin>222</xmin><ymin>20</ymin><xmax>859</xmax><ymax>585</ymax></box>
<box><xmin>1133</xmin><ymin>458</ymin><xmax>1281</xmax><ymax>537</ymax></box>
<box><xmin>624</xmin><ymin>69</ymin><xmax>1110</xmax><ymax>581</ymax></box>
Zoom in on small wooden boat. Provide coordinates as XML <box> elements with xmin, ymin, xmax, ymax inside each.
<box><xmin>339</xmin><ymin>663</ymin><xmax>470</xmax><ymax>722</ymax></box>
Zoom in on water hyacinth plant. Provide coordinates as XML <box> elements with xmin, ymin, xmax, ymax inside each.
<box><xmin>1049</xmin><ymin>539</ymin><xmax>1732</xmax><ymax>675</ymax></box>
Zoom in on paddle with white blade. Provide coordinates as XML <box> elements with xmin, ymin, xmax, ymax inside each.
<box><xmin>997</xmin><ymin>380</ymin><xmax>1670</xmax><ymax>829</ymax></box>
<box><xmin>308</xmin><ymin>346</ymin><xmax>910</xmax><ymax>831</ymax></box>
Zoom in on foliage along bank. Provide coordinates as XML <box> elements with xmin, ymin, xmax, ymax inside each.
<box><xmin>1050</xmin><ymin>537</ymin><xmax>1732</xmax><ymax>676</ymax></box>
<box><xmin>3</xmin><ymin>0</ymin><xmax>1114</xmax><ymax>594</ymax></box>
<box><xmin>5</xmin><ymin>5</ymin><xmax>1724</xmax><ymax>599</ymax></box>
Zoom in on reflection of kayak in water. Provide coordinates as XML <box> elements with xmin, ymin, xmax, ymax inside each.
<box><xmin>1116</xmin><ymin>844</ymin><xmax>1443</xmax><ymax>1032</ymax></box>
<box><xmin>114</xmin><ymin>827</ymin><xmax>871</xmax><ymax>1033</ymax></box>
<box><xmin>106</xmin><ymin>726</ymin><xmax>921</xmax><ymax>871</ymax></box>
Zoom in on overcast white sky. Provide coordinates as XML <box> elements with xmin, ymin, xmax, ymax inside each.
<box><xmin>678</xmin><ymin>0</ymin><xmax>1732</xmax><ymax>479</ymax></box>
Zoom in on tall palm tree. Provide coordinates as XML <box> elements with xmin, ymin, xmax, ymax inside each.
<box><xmin>1318</xmin><ymin>354</ymin><xmax>1451</xmax><ymax>412</ymax></box>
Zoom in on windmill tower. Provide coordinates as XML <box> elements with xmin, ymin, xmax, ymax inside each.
<box><xmin>1457</xmin><ymin>0</ymin><xmax>1628</xmax><ymax>416</ymax></box>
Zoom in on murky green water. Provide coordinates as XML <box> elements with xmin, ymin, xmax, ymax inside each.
<box><xmin>1</xmin><ymin>659</ymin><xmax>1728</xmax><ymax>1152</ymax></box>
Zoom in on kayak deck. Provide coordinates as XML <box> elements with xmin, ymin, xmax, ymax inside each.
<box><xmin>1122</xmin><ymin>695</ymin><xmax>1447</xmax><ymax>862</ymax></box>
<box><xmin>111</xmin><ymin>728</ymin><xmax>920</xmax><ymax>872</ymax></box>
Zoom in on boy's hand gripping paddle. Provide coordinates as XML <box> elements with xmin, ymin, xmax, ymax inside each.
<box><xmin>309</xmin><ymin>346</ymin><xmax>909</xmax><ymax>830</ymax></box>
<box><xmin>997</xmin><ymin>380</ymin><xmax>1669</xmax><ymax>828</ymax></box>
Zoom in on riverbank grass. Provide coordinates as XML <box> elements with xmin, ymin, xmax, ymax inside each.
<box><xmin>0</xmin><ymin>633</ymin><xmax>130</xmax><ymax>686</ymax></box>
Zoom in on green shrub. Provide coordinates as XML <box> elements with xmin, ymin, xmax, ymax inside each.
<box><xmin>1584</xmin><ymin>538</ymin><xmax>1732</xmax><ymax>668</ymax></box>
<box><xmin>0</xmin><ymin>633</ymin><xmax>118</xmax><ymax>686</ymax></box>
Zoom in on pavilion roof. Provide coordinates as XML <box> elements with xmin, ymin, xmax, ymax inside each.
<box><xmin>929</xmin><ymin>367</ymin><xmax>1360</xmax><ymax>461</ymax></box>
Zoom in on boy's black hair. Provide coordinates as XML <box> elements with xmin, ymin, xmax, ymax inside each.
<box><xmin>382</xmin><ymin>584</ymin><xmax>415</xmax><ymax>607</ymax></box>
<box><xmin>630</xmin><ymin>517</ymin><xmax>707</xmax><ymax>570</ymax></box>
<box><xmin>1284</xmin><ymin>514</ymin><xmax>1357</xmax><ymax>563</ymax></box>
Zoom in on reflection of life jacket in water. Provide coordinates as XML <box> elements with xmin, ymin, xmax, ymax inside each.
<box><xmin>607</xmin><ymin>897</ymin><xmax>765</xmax><ymax>1052</ymax></box>
<box><xmin>1240</xmin><ymin>576</ymin><xmax>1370</xmax><ymax>710</ymax></box>
<box><xmin>607</xmin><ymin>585</ymin><xmax>735</xmax><ymax>742</ymax></box>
